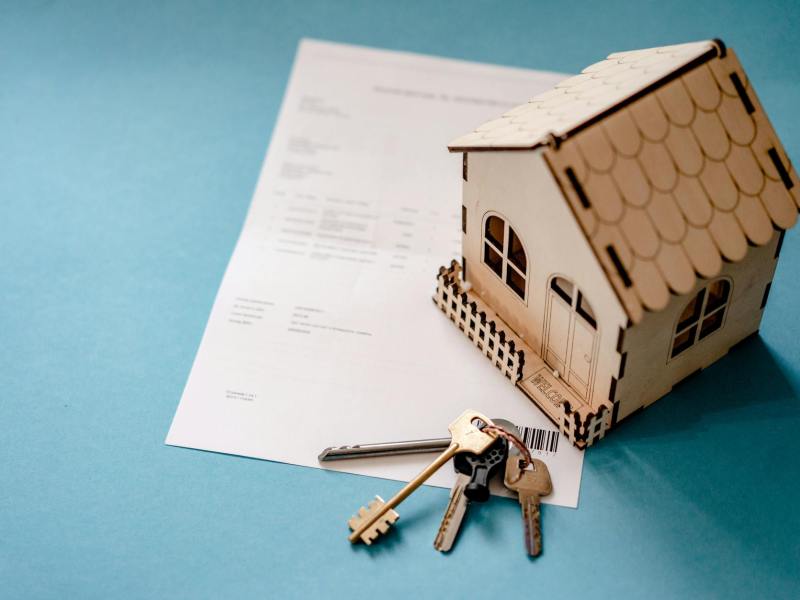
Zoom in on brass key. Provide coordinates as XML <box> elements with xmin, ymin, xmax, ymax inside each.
<box><xmin>504</xmin><ymin>455</ymin><xmax>552</xmax><ymax>557</ymax></box>
<box><xmin>348</xmin><ymin>410</ymin><xmax>497</xmax><ymax>545</ymax></box>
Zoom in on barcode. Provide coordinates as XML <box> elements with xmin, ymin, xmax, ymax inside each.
<box><xmin>517</xmin><ymin>425</ymin><xmax>559</xmax><ymax>454</ymax></box>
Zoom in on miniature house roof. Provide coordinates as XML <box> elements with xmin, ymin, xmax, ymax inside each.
<box><xmin>450</xmin><ymin>40</ymin><xmax>799</xmax><ymax>324</ymax></box>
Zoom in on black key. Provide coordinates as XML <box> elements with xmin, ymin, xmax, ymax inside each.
<box><xmin>453</xmin><ymin>436</ymin><xmax>509</xmax><ymax>503</ymax></box>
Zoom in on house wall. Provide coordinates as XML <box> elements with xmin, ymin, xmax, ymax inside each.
<box><xmin>613</xmin><ymin>232</ymin><xmax>782</xmax><ymax>422</ymax></box>
<box><xmin>461</xmin><ymin>150</ymin><xmax>628</xmax><ymax>411</ymax></box>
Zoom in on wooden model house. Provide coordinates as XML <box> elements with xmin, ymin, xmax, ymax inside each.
<box><xmin>434</xmin><ymin>40</ymin><xmax>798</xmax><ymax>448</ymax></box>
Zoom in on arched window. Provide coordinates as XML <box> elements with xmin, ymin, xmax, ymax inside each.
<box><xmin>671</xmin><ymin>279</ymin><xmax>731</xmax><ymax>358</ymax></box>
<box><xmin>483</xmin><ymin>214</ymin><xmax>527</xmax><ymax>300</ymax></box>
<box><xmin>550</xmin><ymin>277</ymin><xmax>597</xmax><ymax>330</ymax></box>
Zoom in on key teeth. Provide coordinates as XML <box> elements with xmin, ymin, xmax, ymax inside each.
<box><xmin>348</xmin><ymin>504</ymin><xmax>372</xmax><ymax>529</ymax></box>
<box><xmin>377</xmin><ymin>523</ymin><xmax>391</xmax><ymax>535</ymax></box>
<box><xmin>348</xmin><ymin>514</ymin><xmax>362</xmax><ymax>530</ymax></box>
<box><xmin>362</xmin><ymin>533</ymin><xmax>377</xmax><ymax>546</ymax></box>
<box><xmin>348</xmin><ymin>495</ymin><xmax>399</xmax><ymax>545</ymax></box>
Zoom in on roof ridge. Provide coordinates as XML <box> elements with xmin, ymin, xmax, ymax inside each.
<box><xmin>448</xmin><ymin>40</ymin><xmax>721</xmax><ymax>153</ymax></box>
<box><xmin>547</xmin><ymin>43</ymin><xmax>721</xmax><ymax>150</ymax></box>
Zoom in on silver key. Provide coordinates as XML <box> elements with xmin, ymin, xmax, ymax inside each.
<box><xmin>433</xmin><ymin>418</ymin><xmax>518</xmax><ymax>553</ymax></box>
<box><xmin>504</xmin><ymin>456</ymin><xmax>552</xmax><ymax>557</ymax></box>
<box><xmin>318</xmin><ymin>437</ymin><xmax>450</xmax><ymax>461</ymax></box>
<box><xmin>433</xmin><ymin>473</ymin><xmax>471</xmax><ymax>552</ymax></box>
<box><xmin>318</xmin><ymin>416</ymin><xmax>512</xmax><ymax>461</ymax></box>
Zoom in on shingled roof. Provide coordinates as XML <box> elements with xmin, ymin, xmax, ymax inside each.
<box><xmin>448</xmin><ymin>41</ymin><xmax>718</xmax><ymax>151</ymax></box>
<box><xmin>450</xmin><ymin>41</ymin><xmax>799</xmax><ymax>324</ymax></box>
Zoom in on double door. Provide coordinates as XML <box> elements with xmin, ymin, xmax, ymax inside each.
<box><xmin>543</xmin><ymin>277</ymin><xmax>598</xmax><ymax>401</ymax></box>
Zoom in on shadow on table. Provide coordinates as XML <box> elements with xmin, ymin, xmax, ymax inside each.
<box><xmin>597</xmin><ymin>334</ymin><xmax>798</xmax><ymax>443</ymax></box>
<box><xmin>588</xmin><ymin>334</ymin><xmax>800</xmax><ymax>584</ymax></box>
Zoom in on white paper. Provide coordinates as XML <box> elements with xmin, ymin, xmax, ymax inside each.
<box><xmin>167</xmin><ymin>39</ymin><xmax>584</xmax><ymax>507</ymax></box>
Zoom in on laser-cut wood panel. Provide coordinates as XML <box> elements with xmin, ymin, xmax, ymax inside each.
<box><xmin>542</xmin><ymin>47</ymin><xmax>798</xmax><ymax>323</ymax></box>
<box><xmin>440</xmin><ymin>40</ymin><xmax>799</xmax><ymax>446</ymax></box>
<box><xmin>451</xmin><ymin>41</ymin><xmax>798</xmax><ymax>324</ymax></box>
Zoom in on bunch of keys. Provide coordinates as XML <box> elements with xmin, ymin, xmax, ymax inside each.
<box><xmin>345</xmin><ymin>410</ymin><xmax>498</xmax><ymax>545</ymax></box>
<box><xmin>433</xmin><ymin>432</ymin><xmax>508</xmax><ymax>552</ymax></box>
<box><xmin>320</xmin><ymin>412</ymin><xmax>553</xmax><ymax>556</ymax></box>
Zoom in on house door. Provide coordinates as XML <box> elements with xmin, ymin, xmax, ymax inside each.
<box><xmin>544</xmin><ymin>276</ymin><xmax>598</xmax><ymax>400</ymax></box>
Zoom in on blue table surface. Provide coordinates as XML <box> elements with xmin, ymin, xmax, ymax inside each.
<box><xmin>2</xmin><ymin>1</ymin><xmax>799</xmax><ymax>598</ymax></box>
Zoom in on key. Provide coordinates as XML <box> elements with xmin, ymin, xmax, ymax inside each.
<box><xmin>319</xmin><ymin>437</ymin><xmax>451</xmax><ymax>461</ymax></box>
<box><xmin>348</xmin><ymin>409</ymin><xmax>497</xmax><ymax>545</ymax></box>
<box><xmin>504</xmin><ymin>455</ymin><xmax>552</xmax><ymax>557</ymax></box>
<box><xmin>433</xmin><ymin>435</ymin><xmax>508</xmax><ymax>552</ymax></box>
<box><xmin>432</xmin><ymin>472</ymin><xmax>470</xmax><ymax>552</ymax></box>
<box><xmin>318</xmin><ymin>415</ymin><xmax>512</xmax><ymax>461</ymax></box>
<box><xmin>457</xmin><ymin>435</ymin><xmax>508</xmax><ymax>503</ymax></box>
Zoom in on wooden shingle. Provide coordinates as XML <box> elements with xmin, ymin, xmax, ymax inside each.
<box><xmin>451</xmin><ymin>42</ymin><xmax>799</xmax><ymax>323</ymax></box>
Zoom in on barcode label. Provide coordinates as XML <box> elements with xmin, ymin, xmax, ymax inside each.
<box><xmin>517</xmin><ymin>425</ymin><xmax>559</xmax><ymax>454</ymax></box>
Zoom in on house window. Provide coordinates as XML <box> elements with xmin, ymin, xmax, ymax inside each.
<box><xmin>550</xmin><ymin>277</ymin><xmax>597</xmax><ymax>329</ymax></box>
<box><xmin>483</xmin><ymin>214</ymin><xmax>527</xmax><ymax>300</ymax></box>
<box><xmin>670</xmin><ymin>279</ymin><xmax>731</xmax><ymax>358</ymax></box>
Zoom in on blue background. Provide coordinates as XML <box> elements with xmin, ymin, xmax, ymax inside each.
<box><xmin>2</xmin><ymin>1</ymin><xmax>799</xmax><ymax>598</ymax></box>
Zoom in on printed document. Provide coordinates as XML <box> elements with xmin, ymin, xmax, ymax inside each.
<box><xmin>167</xmin><ymin>39</ymin><xmax>585</xmax><ymax>507</ymax></box>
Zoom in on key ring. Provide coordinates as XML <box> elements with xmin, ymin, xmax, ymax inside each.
<box><xmin>480</xmin><ymin>424</ymin><xmax>533</xmax><ymax>481</ymax></box>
